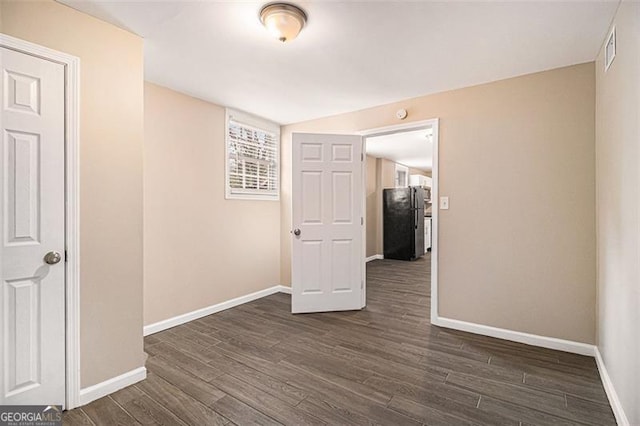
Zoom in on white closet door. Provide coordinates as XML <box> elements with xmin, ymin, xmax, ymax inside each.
<box><xmin>1</xmin><ymin>46</ymin><xmax>66</xmax><ymax>406</ymax></box>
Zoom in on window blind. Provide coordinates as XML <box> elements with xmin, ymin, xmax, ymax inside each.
<box><xmin>227</xmin><ymin>119</ymin><xmax>278</xmax><ymax>197</ymax></box>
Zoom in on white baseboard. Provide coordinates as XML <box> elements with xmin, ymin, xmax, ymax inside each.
<box><xmin>144</xmin><ymin>285</ymin><xmax>291</xmax><ymax>336</ymax></box>
<box><xmin>278</xmin><ymin>285</ymin><xmax>292</xmax><ymax>294</ymax></box>
<box><xmin>78</xmin><ymin>367</ymin><xmax>146</xmax><ymax>407</ymax></box>
<box><xmin>595</xmin><ymin>347</ymin><xmax>630</xmax><ymax>426</ymax></box>
<box><xmin>432</xmin><ymin>316</ymin><xmax>595</xmax><ymax>356</ymax></box>
<box><xmin>366</xmin><ymin>254</ymin><xmax>383</xmax><ymax>262</ymax></box>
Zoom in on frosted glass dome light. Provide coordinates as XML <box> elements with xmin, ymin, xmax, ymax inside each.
<box><xmin>260</xmin><ymin>3</ymin><xmax>307</xmax><ymax>43</ymax></box>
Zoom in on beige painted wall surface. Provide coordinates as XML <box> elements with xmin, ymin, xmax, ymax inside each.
<box><xmin>376</xmin><ymin>158</ymin><xmax>397</xmax><ymax>255</ymax></box>
<box><xmin>282</xmin><ymin>63</ymin><xmax>596</xmax><ymax>343</ymax></box>
<box><xmin>144</xmin><ymin>83</ymin><xmax>281</xmax><ymax>325</ymax></box>
<box><xmin>595</xmin><ymin>1</ymin><xmax>640</xmax><ymax>422</ymax></box>
<box><xmin>365</xmin><ymin>156</ymin><xmax>378</xmax><ymax>258</ymax></box>
<box><xmin>0</xmin><ymin>0</ymin><xmax>145</xmax><ymax>387</ymax></box>
<box><xmin>380</xmin><ymin>158</ymin><xmax>396</xmax><ymax>189</ymax></box>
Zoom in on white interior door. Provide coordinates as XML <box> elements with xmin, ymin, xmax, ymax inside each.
<box><xmin>0</xmin><ymin>47</ymin><xmax>66</xmax><ymax>405</ymax></box>
<box><xmin>291</xmin><ymin>133</ymin><xmax>364</xmax><ymax>313</ymax></box>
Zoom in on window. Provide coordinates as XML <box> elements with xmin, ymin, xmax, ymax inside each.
<box><xmin>395</xmin><ymin>163</ymin><xmax>409</xmax><ymax>187</ymax></box>
<box><xmin>226</xmin><ymin>109</ymin><xmax>280</xmax><ymax>200</ymax></box>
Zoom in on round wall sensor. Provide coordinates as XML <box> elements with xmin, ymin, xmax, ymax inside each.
<box><xmin>396</xmin><ymin>109</ymin><xmax>408</xmax><ymax>120</ymax></box>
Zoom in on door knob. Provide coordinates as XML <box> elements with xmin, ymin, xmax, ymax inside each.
<box><xmin>293</xmin><ymin>229</ymin><xmax>301</xmax><ymax>236</ymax></box>
<box><xmin>44</xmin><ymin>251</ymin><xmax>62</xmax><ymax>265</ymax></box>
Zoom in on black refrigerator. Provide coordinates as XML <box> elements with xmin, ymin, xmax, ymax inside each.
<box><xmin>383</xmin><ymin>187</ymin><xmax>425</xmax><ymax>261</ymax></box>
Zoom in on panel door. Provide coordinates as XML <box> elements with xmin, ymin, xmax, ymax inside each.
<box><xmin>291</xmin><ymin>133</ymin><xmax>364</xmax><ymax>313</ymax></box>
<box><xmin>0</xmin><ymin>47</ymin><xmax>66</xmax><ymax>405</ymax></box>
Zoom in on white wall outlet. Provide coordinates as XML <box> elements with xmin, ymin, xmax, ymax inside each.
<box><xmin>440</xmin><ymin>196</ymin><xmax>449</xmax><ymax>210</ymax></box>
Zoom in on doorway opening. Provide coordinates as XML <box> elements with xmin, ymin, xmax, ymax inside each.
<box><xmin>360</xmin><ymin>119</ymin><xmax>439</xmax><ymax>321</ymax></box>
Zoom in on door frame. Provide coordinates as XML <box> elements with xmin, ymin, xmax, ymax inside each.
<box><xmin>0</xmin><ymin>34</ymin><xmax>81</xmax><ymax>409</ymax></box>
<box><xmin>358</xmin><ymin>118</ymin><xmax>440</xmax><ymax>322</ymax></box>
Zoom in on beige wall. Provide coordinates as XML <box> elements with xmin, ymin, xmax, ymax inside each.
<box><xmin>0</xmin><ymin>0</ymin><xmax>145</xmax><ymax>387</ymax></box>
<box><xmin>282</xmin><ymin>63</ymin><xmax>596</xmax><ymax>344</ymax></box>
<box><xmin>372</xmin><ymin>157</ymin><xmax>397</xmax><ymax>256</ymax></box>
<box><xmin>144</xmin><ymin>83</ymin><xmax>281</xmax><ymax>326</ymax></box>
<box><xmin>377</xmin><ymin>158</ymin><xmax>397</xmax><ymax>255</ymax></box>
<box><xmin>595</xmin><ymin>1</ymin><xmax>640</xmax><ymax>423</ymax></box>
<box><xmin>365</xmin><ymin>156</ymin><xmax>377</xmax><ymax>257</ymax></box>
<box><xmin>379</xmin><ymin>158</ymin><xmax>396</xmax><ymax>189</ymax></box>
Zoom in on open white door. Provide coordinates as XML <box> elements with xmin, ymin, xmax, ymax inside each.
<box><xmin>291</xmin><ymin>133</ymin><xmax>364</xmax><ymax>313</ymax></box>
<box><xmin>0</xmin><ymin>47</ymin><xmax>66</xmax><ymax>405</ymax></box>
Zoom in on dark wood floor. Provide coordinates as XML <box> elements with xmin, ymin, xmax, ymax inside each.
<box><xmin>65</xmin><ymin>256</ymin><xmax>616</xmax><ymax>425</ymax></box>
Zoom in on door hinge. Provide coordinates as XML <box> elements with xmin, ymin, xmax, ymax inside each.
<box><xmin>361</xmin><ymin>217</ymin><xmax>364</xmax><ymax>225</ymax></box>
<box><xmin>361</xmin><ymin>153</ymin><xmax>364</xmax><ymax>161</ymax></box>
<box><xmin>361</xmin><ymin>280</ymin><xmax>364</xmax><ymax>289</ymax></box>
<box><xmin>64</xmin><ymin>250</ymin><xmax>68</xmax><ymax>262</ymax></box>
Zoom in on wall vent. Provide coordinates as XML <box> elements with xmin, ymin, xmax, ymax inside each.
<box><xmin>605</xmin><ymin>26</ymin><xmax>616</xmax><ymax>72</ymax></box>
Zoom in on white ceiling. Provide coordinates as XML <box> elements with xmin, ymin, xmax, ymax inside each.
<box><xmin>366</xmin><ymin>128</ymin><xmax>433</xmax><ymax>171</ymax></box>
<box><xmin>59</xmin><ymin>0</ymin><xmax>618</xmax><ymax>125</ymax></box>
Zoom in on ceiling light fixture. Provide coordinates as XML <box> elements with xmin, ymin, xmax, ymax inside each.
<box><xmin>260</xmin><ymin>2</ymin><xmax>307</xmax><ymax>43</ymax></box>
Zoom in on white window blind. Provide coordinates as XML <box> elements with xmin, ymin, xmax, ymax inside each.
<box><xmin>226</xmin><ymin>111</ymin><xmax>279</xmax><ymax>200</ymax></box>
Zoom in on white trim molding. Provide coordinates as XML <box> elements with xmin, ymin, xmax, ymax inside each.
<box><xmin>278</xmin><ymin>285</ymin><xmax>292</xmax><ymax>294</ymax></box>
<box><xmin>429</xmin><ymin>120</ymin><xmax>440</xmax><ymax>324</ymax></box>
<box><xmin>79</xmin><ymin>367</ymin><xmax>146</xmax><ymax>407</ymax></box>
<box><xmin>432</xmin><ymin>316</ymin><xmax>596</xmax><ymax>356</ymax></box>
<box><xmin>595</xmin><ymin>347</ymin><xmax>630</xmax><ymax>426</ymax></box>
<box><xmin>0</xmin><ymin>33</ymin><xmax>82</xmax><ymax>410</ymax></box>
<box><xmin>144</xmin><ymin>285</ymin><xmax>291</xmax><ymax>336</ymax></box>
<box><xmin>366</xmin><ymin>254</ymin><xmax>384</xmax><ymax>262</ymax></box>
<box><xmin>358</xmin><ymin>119</ymin><xmax>438</xmax><ymax>138</ymax></box>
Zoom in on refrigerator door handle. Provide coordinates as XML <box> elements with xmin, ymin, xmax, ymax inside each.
<box><xmin>411</xmin><ymin>188</ymin><xmax>417</xmax><ymax>229</ymax></box>
<box><xmin>416</xmin><ymin>189</ymin><xmax>424</xmax><ymax>229</ymax></box>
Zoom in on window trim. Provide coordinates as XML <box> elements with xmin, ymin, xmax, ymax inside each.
<box><xmin>225</xmin><ymin>108</ymin><xmax>280</xmax><ymax>201</ymax></box>
<box><xmin>395</xmin><ymin>163</ymin><xmax>409</xmax><ymax>188</ymax></box>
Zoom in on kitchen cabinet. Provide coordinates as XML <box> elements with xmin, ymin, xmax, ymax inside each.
<box><xmin>409</xmin><ymin>174</ymin><xmax>432</xmax><ymax>188</ymax></box>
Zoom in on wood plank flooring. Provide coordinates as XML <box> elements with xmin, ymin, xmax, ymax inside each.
<box><xmin>65</xmin><ymin>256</ymin><xmax>616</xmax><ymax>425</ymax></box>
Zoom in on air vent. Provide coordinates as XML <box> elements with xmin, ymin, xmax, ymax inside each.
<box><xmin>605</xmin><ymin>27</ymin><xmax>616</xmax><ymax>72</ymax></box>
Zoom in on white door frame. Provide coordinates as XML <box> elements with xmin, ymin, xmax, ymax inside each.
<box><xmin>0</xmin><ymin>34</ymin><xmax>81</xmax><ymax>409</ymax></box>
<box><xmin>358</xmin><ymin>118</ymin><xmax>440</xmax><ymax>322</ymax></box>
